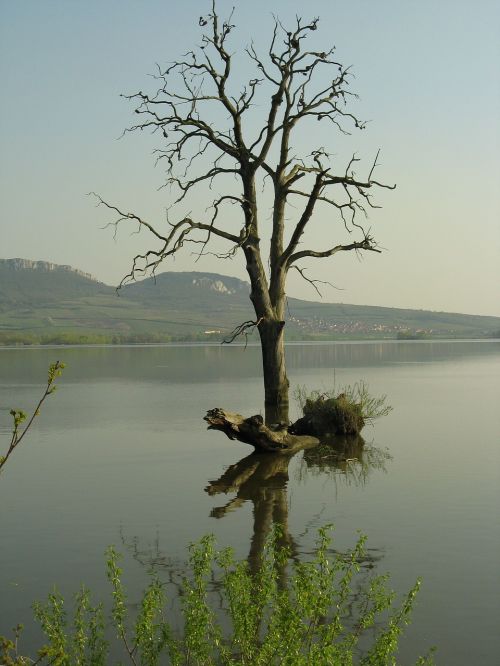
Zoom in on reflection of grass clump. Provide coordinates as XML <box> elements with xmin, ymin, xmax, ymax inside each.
<box><xmin>299</xmin><ymin>435</ymin><xmax>393</xmax><ymax>488</ymax></box>
<box><xmin>294</xmin><ymin>382</ymin><xmax>392</xmax><ymax>436</ymax></box>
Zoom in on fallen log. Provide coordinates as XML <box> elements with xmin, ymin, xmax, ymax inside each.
<box><xmin>204</xmin><ymin>408</ymin><xmax>319</xmax><ymax>454</ymax></box>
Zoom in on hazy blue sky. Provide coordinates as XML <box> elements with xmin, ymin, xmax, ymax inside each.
<box><xmin>1</xmin><ymin>0</ymin><xmax>499</xmax><ymax>316</ymax></box>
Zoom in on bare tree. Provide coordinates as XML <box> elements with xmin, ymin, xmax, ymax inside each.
<box><xmin>95</xmin><ymin>3</ymin><xmax>394</xmax><ymax>425</ymax></box>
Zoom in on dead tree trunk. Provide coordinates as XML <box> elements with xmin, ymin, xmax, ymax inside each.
<box><xmin>242</xmin><ymin>218</ymin><xmax>290</xmax><ymax>426</ymax></box>
<box><xmin>258</xmin><ymin>318</ymin><xmax>290</xmax><ymax>425</ymax></box>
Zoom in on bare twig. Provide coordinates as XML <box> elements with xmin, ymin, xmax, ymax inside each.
<box><xmin>291</xmin><ymin>265</ymin><xmax>342</xmax><ymax>298</ymax></box>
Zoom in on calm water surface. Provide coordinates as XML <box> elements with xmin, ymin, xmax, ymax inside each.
<box><xmin>1</xmin><ymin>341</ymin><xmax>499</xmax><ymax>664</ymax></box>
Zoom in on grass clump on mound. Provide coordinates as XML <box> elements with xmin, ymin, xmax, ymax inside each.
<box><xmin>294</xmin><ymin>382</ymin><xmax>392</xmax><ymax>437</ymax></box>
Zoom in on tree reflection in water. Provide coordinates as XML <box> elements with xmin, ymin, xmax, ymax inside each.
<box><xmin>120</xmin><ymin>440</ymin><xmax>390</xmax><ymax>578</ymax></box>
<box><xmin>205</xmin><ymin>436</ymin><xmax>391</xmax><ymax>577</ymax></box>
<box><xmin>118</xmin><ymin>438</ymin><xmax>390</xmax><ymax>629</ymax></box>
<box><xmin>206</xmin><ymin>453</ymin><xmax>298</xmax><ymax>579</ymax></box>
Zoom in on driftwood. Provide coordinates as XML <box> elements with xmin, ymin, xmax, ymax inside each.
<box><xmin>204</xmin><ymin>408</ymin><xmax>319</xmax><ymax>454</ymax></box>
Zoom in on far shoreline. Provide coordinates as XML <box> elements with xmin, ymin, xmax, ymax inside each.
<box><xmin>1</xmin><ymin>337</ymin><xmax>499</xmax><ymax>352</ymax></box>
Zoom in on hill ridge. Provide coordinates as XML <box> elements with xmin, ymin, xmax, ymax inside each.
<box><xmin>0</xmin><ymin>258</ymin><xmax>499</xmax><ymax>344</ymax></box>
<box><xmin>1</xmin><ymin>258</ymin><xmax>100</xmax><ymax>283</ymax></box>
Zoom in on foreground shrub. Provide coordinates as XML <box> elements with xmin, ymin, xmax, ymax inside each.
<box><xmin>293</xmin><ymin>382</ymin><xmax>392</xmax><ymax>437</ymax></box>
<box><xmin>1</xmin><ymin>526</ymin><xmax>434</xmax><ymax>665</ymax></box>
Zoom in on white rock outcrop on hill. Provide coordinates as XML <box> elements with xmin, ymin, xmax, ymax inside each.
<box><xmin>192</xmin><ymin>277</ymin><xmax>235</xmax><ymax>294</ymax></box>
<box><xmin>1</xmin><ymin>258</ymin><xmax>97</xmax><ymax>282</ymax></box>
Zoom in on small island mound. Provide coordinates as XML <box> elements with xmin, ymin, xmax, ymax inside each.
<box><xmin>205</xmin><ymin>383</ymin><xmax>391</xmax><ymax>454</ymax></box>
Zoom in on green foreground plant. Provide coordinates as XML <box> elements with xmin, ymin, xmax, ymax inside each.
<box><xmin>294</xmin><ymin>382</ymin><xmax>392</xmax><ymax>436</ymax></box>
<box><xmin>0</xmin><ymin>361</ymin><xmax>65</xmax><ymax>474</ymax></box>
<box><xmin>1</xmin><ymin>526</ymin><xmax>434</xmax><ymax>665</ymax></box>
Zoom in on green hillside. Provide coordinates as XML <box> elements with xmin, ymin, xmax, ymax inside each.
<box><xmin>0</xmin><ymin>258</ymin><xmax>498</xmax><ymax>344</ymax></box>
<box><xmin>286</xmin><ymin>300</ymin><xmax>500</xmax><ymax>339</ymax></box>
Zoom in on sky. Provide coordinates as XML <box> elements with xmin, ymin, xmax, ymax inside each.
<box><xmin>1</xmin><ymin>0</ymin><xmax>499</xmax><ymax>316</ymax></box>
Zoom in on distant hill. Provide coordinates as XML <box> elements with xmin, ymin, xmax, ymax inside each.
<box><xmin>123</xmin><ymin>271</ymin><xmax>249</xmax><ymax>310</ymax></box>
<box><xmin>0</xmin><ymin>258</ymin><xmax>111</xmax><ymax>307</ymax></box>
<box><xmin>0</xmin><ymin>258</ymin><xmax>499</xmax><ymax>344</ymax></box>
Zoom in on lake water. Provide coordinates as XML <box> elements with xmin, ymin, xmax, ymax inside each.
<box><xmin>0</xmin><ymin>341</ymin><xmax>499</xmax><ymax>664</ymax></box>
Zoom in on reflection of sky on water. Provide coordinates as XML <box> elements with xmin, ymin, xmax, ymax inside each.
<box><xmin>1</xmin><ymin>339</ymin><xmax>499</xmax><ymax>386</ymax></box>
<box><xmin>0</xmin><ymin>341</ymin><xmax>499</xmax><ymax>664</ymax></box>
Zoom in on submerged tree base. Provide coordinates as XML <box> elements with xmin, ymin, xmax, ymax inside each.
<box><xmin>204</xmin><ymin>408</ymin><xmax>319</xmax><ymax>454</ymax></box>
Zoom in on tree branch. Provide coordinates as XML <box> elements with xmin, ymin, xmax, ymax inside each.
<box><xmin>222</xmin><ymin>317</ymin><xmax>264</xmax><ymax>347</ymax></box>
<box><xmin>91</xmin><ymin>194</ymin><xmax>241</xmax><ymax>286</ymax></box>
<box><xmin>288</xmin><ymin>235</ymin><xmax>381</xmax><ymax>266</ymax></box>
<box><xmin>291</xmin><ymin>265</ymin><xmax>341</xmax><ymax>298</ymax></box>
